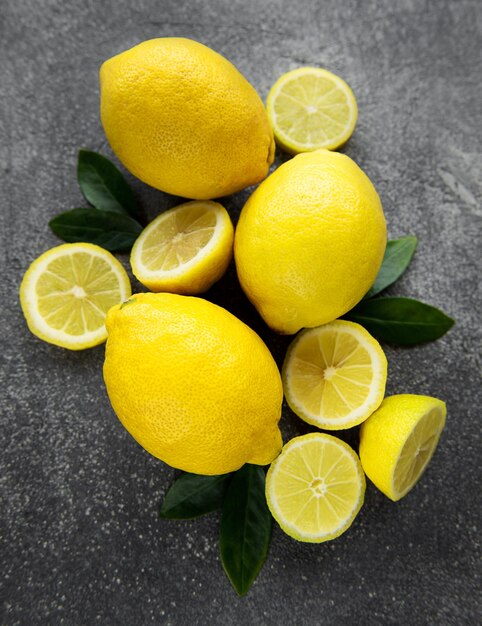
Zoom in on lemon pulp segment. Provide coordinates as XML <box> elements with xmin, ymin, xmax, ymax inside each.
<box><xmin>130</xmin><ymin>201</ymin><xmax>234</xmax><ymax>293</ymax></box>
<box><xmin>267</xmin><ymin>67</ymin><xmax>357</xmax><ymax>154</ymax></box>
<box><xmin>266</xmin><ymin>433</ymin><xmax>365</xmax><ymax>542</ymax></box>
<box><xmin>20</xmin><ymin>243</ymin><xmax>131</xmax><ymax>349</ymax></box>
<box><xmin>283</xmin><ymin>321</ymin><xmax>387</xmax><ymax>429</ymax></box>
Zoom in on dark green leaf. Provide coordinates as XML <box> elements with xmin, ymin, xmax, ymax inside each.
<box><xmin>364</xmin><ymin>236</ymin><xmax>418</xmax><ymax>299</ymax></box>
<box><xmin>345</xmin><ymin>297</ymin><xmax>455</xmax><ymax>345</ymax></box>
<box><xmin>159</xmin><ymin>472</ymin><xmax>232</xmax><ymax>519</ymax></box>
<box><xmin>220</xmin><ymin>464</ymin><xmax>272</xmax><ymax>596</ymax></box>
<box><xmin>49</xmin><ymin>208</ymin><xmax>142</xmax><ymax>252</ymax></box>
<box><xmin>77</xmin><ymin>150</ymin><xmax>140</xmax><ymax>218</ymax></box>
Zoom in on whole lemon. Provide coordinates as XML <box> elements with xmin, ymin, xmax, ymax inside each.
<box><xmin>100</xmin><ymin>38</ymin><xmax>275</xmax><ymax>199</ymax></box>
<box><xmin>103</xmin><ymin>292</ymin><xmax>283</xmax><ymax>475</ymax></box>
<box><xmin>234</xmin><ymin>149</ymin><xmax>387</xmax><ymax>334</ymax></box>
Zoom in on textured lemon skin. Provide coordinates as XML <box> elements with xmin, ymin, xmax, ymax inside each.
<box><xmin>234</xmin><ymin>149</ymin><xmax>387</xmax><ymax>334</ymax></box>
<box><xmin>100</xmin><ymin>38</ymin><xmax>275</xmax><ymax>200</ymax></box>
<box><xmin>359</xmin><ymin>394</ymin><xmax>447</xmax><ymax>501</ymax></box>
<box><xmin>103</xmin><ymin>293</ymin><xmax>283</xmax><ymax>475</ymax></box>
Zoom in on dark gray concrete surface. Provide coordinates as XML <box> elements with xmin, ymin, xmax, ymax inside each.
<box><xmin>1</xmin><ymin>1</ymin><xmax>481</xmax><ymax>624</ymax></box>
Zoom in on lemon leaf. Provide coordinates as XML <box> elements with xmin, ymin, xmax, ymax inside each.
<box><xmin>365</xmin><ymin>236</ymin><xmax>418</xmax><ymax>299</ymax></box>
<box><xmin>345</xmin><ymin>297</ymin><xmax>455</xmax><ymax>345</ymax></box>
<box><xmin>49</xmin><ymin>208</ymin><xmax>142</xmax><ymax>252</ymax></box>
<box><xmin>220</xmin><ymin>464</ymin><xmax>271</xmax><ymax>596</ymax></box>
<box><xmin>159</xmin><ymin>472</ymin><xmax>232</xmax><ymax>519</ymax></box>
<box><xmin>77</xmin><ymin>149</ymin><xmax>140</xmax><ymax>219</ymax></box>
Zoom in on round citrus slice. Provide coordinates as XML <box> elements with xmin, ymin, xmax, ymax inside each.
<box><xmin>359</xmin><ymin>394</ymin><xmax>446</xmax><ymax>501</ymax></box>
<box><xmin>130</xmin><ymin>200</ymin><xmax>234</xmax><ymax>294</ymax></box>
<box><xmin>19</xmin><ymin>243</ymin><xmax>131</xmax><ymax>350</ymax></box>
<box><xmin>282</xmin><ymin>320</ymin><xmax>387</xmax><ymax>430</ymax></box>
<box><xmin>267</xmin><ymin>67</ymin><xmax>358</xmax><ymax>154</ymax></box>
<box><xmin>266</xmin><ymin>433</ymin><xmax>365</xmax><ymax>542</ymax></box>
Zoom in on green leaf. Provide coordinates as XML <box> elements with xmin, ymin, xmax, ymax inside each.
<box><xmin>220</xmin><ymin>464</ymin><xmax>272</xmax><ymax>596</ymax></box>
<box><xmin>345</xmin><ymin>297</ymin><xmax>455</xmax><ymax>345</ymax></box>
<box><xmin>364</xmin><ymin>236</ymin><xmax>418</xmax><ymax>299</ymax></box>
<box><xmin>49</xmin><ymin>208</ymin><xmax>142</xmax><ymax>252</ymax></box>
<box><xmin>159</xmin><ymin>472</ymin><xmax>232</xmax><ymax>519</ymax></box>
<box><xmin>77</xmin><ymin>150</ymin><xmax>140</xmax><ymax>218</ymax></box>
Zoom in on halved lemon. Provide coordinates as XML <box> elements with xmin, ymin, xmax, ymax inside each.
<box><xmin>282</xmin><ymin>320</ymin><xmax>387</xmax><ymax>430</ymax></box>
<box><xmin>267</xmin><ymin>67</ymin><xmax>358</xmax><ymax>154</ymax></box>
<box><xmin>130</xmin><ymin>200</ymin><xmax>234</xmax><ymax>294</ymax></box>
<box><xmin>19</xmin><ymin>243</ymin><xmax>131</xmax><ymax>350</ymax></box>
<box><xmin>266</xmin><ymin>433</ymin><xmax>365</xmax><ymax>542</ymax></box>
<box><xmin>359</xmin><ymin>394</ymin><xmax>446</xmax><ymax>501</ymax></box>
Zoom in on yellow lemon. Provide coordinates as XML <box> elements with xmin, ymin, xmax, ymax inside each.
<box><xmin>103</xmin><ymin>292</ymin><xmax>283</xmax><ymax>475</ymax></box>
<box><xmin>19</xmin><ymin>243</ymin><xmax>131</xmax><ymax>350</ymax></box>
<box><xmin>267</xmin><ymin>67</ymin><xmax>358</xmax><ymax>154</ymax></box>
<box><xmin>130</xmin><ymin>200</ymin><xmax>234</xmax><ymax>294</ymax></box>
<box><xmin>283</xmin><ymin>321</ymin><xmax>387</xmax><ymax>430</ymax></box>
<box><xmin>100</xmin><ymin>38</ymin><xmax>275</xmax><ymax>200</ymax></box>
<box><xmin>359</xmin><ymin>394</ymin><xmax>446</xmax><ymax>501</ymax></box>
<box><xmin>266</xmin><ymin>433</ymin><xmax>365</xmax><ymax>543</ymax></box>
<box><xmin>234</xmin><ymin>149</ymin><xmax>386</xmax><ymax>334</ymax></box>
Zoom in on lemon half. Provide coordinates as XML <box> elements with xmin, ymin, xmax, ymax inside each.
<box><xmin>20</xmin><ymin>243</ymin><xmax>131</xmax><ymax>350</ymax></box>
<box><xmin>359</xmin><ymin>394</ymin><xmax>446</xmax><ymax>501</ymax></box>
<box><xmin>283</xmin><ymin>321</ymin><xmax>387</xmax><ymax>430</ymax></box>
<box><xmin>266</xmin><ymin>433</ymin><xmax>365</xmax><ymax>542</ymax></box>
<box><xmin>267</xmin><ymin>67</ymin><xmax>357</xmax><ymax>154</ymax></box>
<box><xmin>130</xmin><ymin>201</ymin><xmax>234</xmax><ymax>294</ymax></box>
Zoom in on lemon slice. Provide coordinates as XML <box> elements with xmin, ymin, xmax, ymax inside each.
<box><xmin>283</xmin><ymin>320</ymin><xmax>387</xmax><ymax>430</ymax></box>
<box><xmin>267</xmin><ymin>67</ymin><xmax>358</xmax><ymax>154</ymax></box>
<box><xmin>359</xmin><ymin>394</ymin><xmax>446</xmax><ymax>501</ymax></box>
<box><xmin>20</xmin><ymin>243</ymin><xmax>131</xmax><ymax>350</ymax></box>
<box><xmin>266</xmin><ymin>433</ymin><xmax>365</xmax><ymax>542</ymax></box>
<box><xmin>130</xmin><ymin>200</ymin><xmax>234</xmax><ymax>294</ymax></box>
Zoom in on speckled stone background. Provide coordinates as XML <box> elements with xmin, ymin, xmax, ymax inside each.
<box><xmin>1</xmin><ymin>0</ymin><xmax>481</xmax><ymax>624</ymax></box>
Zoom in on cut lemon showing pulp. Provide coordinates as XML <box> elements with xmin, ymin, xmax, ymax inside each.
<box><xmin>359</xmin><ymin>394</ymin><xmax>446</xmax><ymax>501</ymax></box>
<box><xmin>20</xmin><ymin>243</ymin><xmax>131</xmax><ymax>350</ymax></box>
<box><xmin>130</xmin><ymin>200</ymin><xmax>234</xmax><ymax>294</ymax></box>
<box><xmin>267</xmin><ymin>67</ymin><xmax>358</xmax><ymax>154</ymax></box>
<box><xmin>282</xmin><ymin>320</ymin><xmax>387</xmax><ymax>430</ymax></box>
<box><xmin>266</xmin><ymin>433</ymin><xmax>365</xmax><ymax>542</ymax></box>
